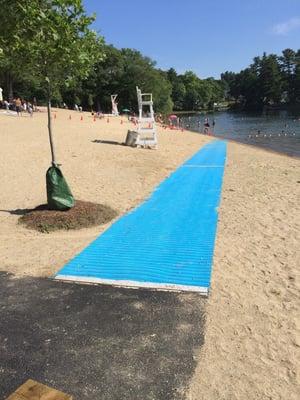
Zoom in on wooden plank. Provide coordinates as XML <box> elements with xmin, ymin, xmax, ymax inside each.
<box><xmin>6</xmin><ymin>379</ymin><xmax>73</xmax><ymax>400</ymax></box>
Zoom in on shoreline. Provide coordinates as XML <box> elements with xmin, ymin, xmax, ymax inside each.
<box><xmin>195</xmin><ymin>130</ymin><xmax>300</xmax><ymax>159</ymax></box>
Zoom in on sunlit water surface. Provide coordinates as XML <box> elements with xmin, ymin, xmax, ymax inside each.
<box><xmin>180</xmin><ymin>111</ymin><xmax>300</xmax><ymax>157</ymax></box>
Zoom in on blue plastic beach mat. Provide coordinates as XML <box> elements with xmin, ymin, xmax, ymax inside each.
<box><xmin>55</xmin><ymin>140</ymin><xmax>227</xmax><ymax>294</ymax></box>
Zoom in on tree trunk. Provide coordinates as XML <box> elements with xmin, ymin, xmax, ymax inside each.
<box><xmin>7</xmin><ymin>71</ymin><xmax>13</xmax><ymax>102</ymax></box>
<box><xmin>47</xmin><ymin>98</ymin><xmax>57</xmax><ymax>166</ymax></box>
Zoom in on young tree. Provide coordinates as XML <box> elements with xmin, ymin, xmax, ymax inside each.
<box><xmin>0</xmin><ymin>0</ymin><xmax>105</xmax><ymax>209</ymax></box>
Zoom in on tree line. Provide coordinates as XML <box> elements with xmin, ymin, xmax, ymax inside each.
<box><xmin>221</xmin><ymin>49</ymin><xmax>300</xmax><ymax>110</ymax></box>
<box><xmin>0</xmin><ymin>1</ymin><xmax>299</xmax><ymax>114</ymax></box>
<box><xmin>0</xmin><ymin>43</ymin><xmax>226</xmax><ymax>114</ymax></box>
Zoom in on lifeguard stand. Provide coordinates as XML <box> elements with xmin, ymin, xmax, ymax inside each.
<box><xmin>111</xmin><ymin>94</ymin><xmax>119</xmax><ymax>116</ymax></box>
<box><xmin>135</xmin><ymin>86</ymin><xmax>157</xmax><ymax>148</ymax></box>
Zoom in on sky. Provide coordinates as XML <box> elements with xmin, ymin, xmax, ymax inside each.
<box><xmin>83</xmin><ymin>0</ymin><xmax>300</xmax><ymax>79</ymax></box>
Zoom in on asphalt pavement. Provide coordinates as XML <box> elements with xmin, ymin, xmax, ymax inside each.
<box><xmin>0</xmin><ymin>271</ymin><xmax>206</xmax><ymax>400</ymax></box>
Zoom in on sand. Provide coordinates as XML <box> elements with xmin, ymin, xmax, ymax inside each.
<box><xmin>0</xmin><ymin>108</ymin><xmax>299</xmax><ymax>399</ymax></box>
<box><xmin>0</xmin><ymin>109</ymin><xmax>211</xmax><ymax>277</ymax></box>
<box><xmin>189</xmin><ymin>143</ymin><xmax>300</xmax><ymax>400</ymax></box>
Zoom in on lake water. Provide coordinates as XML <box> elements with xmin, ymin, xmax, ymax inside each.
<box><xmin>180</xmin><ymin>111</ymin><xmax>300</xmax><ymax>157</ymax></box>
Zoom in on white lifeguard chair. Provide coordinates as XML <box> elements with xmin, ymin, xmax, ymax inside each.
<box><xmin>111</xmin><ymin>94</ymin><xmax>119</xmax><ymax>116</ymax></box>
<box><xmin>135</xmin><ymin>87</ymin><xmax>157</xmax><ymax>148</ymax></box>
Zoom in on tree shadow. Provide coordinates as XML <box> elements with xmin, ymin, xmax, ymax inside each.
<box><xmin>0</xmin><ymin>208</ymin><xmax>36</xmax><ymax>216</ymax></box>
<box><xmin>0</xmin><ymin>205</ymin><xmax>49</xmax><ymax>216</ymax></box>
<box><xmin>92</xmin><ymin>139</ymin><xmax>124</xmax><ymax>146</ymax></box>
<box><xmin>0</xmin><ymin>271</ymin><xmax>206</xmax><ymax>400</ymax></box>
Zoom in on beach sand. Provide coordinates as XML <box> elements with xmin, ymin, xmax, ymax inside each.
<box><xmin>0</xmin><ymin>109</ymin><xmax>299</xmax><ymax>399</ymax></box>
<box><xmin>0</xmin><ymin>109</ymin><xmax>211</xmax><ymax>277</ymax></box>
<box><xmin>189</xmin><ymin>142</ymin><xmax>300</xmax><ymax>400</ymax></box>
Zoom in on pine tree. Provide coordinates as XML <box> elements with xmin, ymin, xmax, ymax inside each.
<box><xmin>259</xmin><ymin>54</ymin><xmax>282</xmax><ymax>105</ymax></box>
<box><xmin>280</xmin><ymin>49</ymin><xmax>296</xmax><ymax>103</ymax></box>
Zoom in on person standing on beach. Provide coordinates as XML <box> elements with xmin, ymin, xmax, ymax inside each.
<box><xmin>204</xmin><ymin>117</ymin><xmax>210</xmax><ymax>134</ymax></box>
<box><xmin>15</xmin><ymin>97</ymin><xmax>22</xmax><ymax>116</ymax></box>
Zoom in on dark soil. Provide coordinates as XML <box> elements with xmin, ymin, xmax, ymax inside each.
<box><xmin>19</xmin><ymin>200</ymin><xmax>118</xmax><ymax>233</ymax></box>
<box><xmin>0</xmin><ymin>271</ymin><xmax>206</xmax><ymax>400</ymax></box>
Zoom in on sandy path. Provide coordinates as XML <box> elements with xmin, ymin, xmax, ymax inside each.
<box><xmin>1</xmin><ymin>109</ymin><xmax>299</xmax><ymax>399</ymax></box>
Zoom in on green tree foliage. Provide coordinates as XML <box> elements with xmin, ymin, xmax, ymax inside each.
<box><xmin>222</xmin><ymin>48</ymin><xmax>300</xmax><ymax>110</ymax></box>
<box><xmin>10</xmin><ymin>6</ymin><xmax>300</xmax><ymax>117</ymax></box>
<box><xmin>0</xmin><ymin>1</ymin><xmax>27</xmax><ymax>99</ymax></box>
<box><xmin>0</xmin><ymin>1</ymin><xmax>224</xmax><ymax>115</ymax></box>
<box><xmin>117</xmin><ymin>48</ymin><xmax>173</xmax><ymax>114</ymax></box>
<box><xmin>166</xmin><ymin>69</ymin><xmax>225</xmax><ymax>111</ymax></box>
<box><xmin>66</xmin><ymin>54</ymin><xmax>224</xmax><ymax>114</ymax></box>
<box><xmin>0</xmin><ymin>0</ymin><xmax>105</xmax><ymax>210</ymax></box>
<box><xmin>279</xmin><ymin>48</ymin><xmax>296</xmax><ymax>102</ymax></box>
<box><xmin>259</xmin><ymin>53</ymin><xmax>282</xmax><ymax>104</ymax></box>
<box><xmin>0</xmin><ymin>0</ymin><xmax>104</xmax><ymax>165</ymax></box>
<box><xmin>88</xmin><ymin>94</ymin><xmax>94</xmax><ymax>111</ymax></box>
<box><xmin>79</xmin><ymin>45</ymin><xmax>125</xmax><ymax>112</ymax></box>
<box><xmin>292</xmin><ymin>50</ymin><xmax>300</xmax><ymax>103</ymax></box>
<box><xmin>76</xmin><ymin>46</ymin><xmax>173</xmax><ymax>114</ymax></box>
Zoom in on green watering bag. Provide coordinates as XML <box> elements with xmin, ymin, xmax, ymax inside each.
<box><xmin>46</xmin><ymin>166</ymin><xmax>75</xmax><ymax>210</ymax></box>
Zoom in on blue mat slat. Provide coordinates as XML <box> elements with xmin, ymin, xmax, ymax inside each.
<box><xmin>55</xmin><ymin>140</ymin><xmax>227</xmax><ymax>294</ymax></box>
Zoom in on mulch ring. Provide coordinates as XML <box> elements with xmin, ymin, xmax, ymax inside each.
<box><xmin>19</xmin><ymin>200</ymin><xmax>118</xmax><ymax>233</ymax></box>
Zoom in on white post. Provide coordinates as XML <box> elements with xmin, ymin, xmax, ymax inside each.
<box><xmin>111</xmin><ymin>94</ymin><xmax>119</xmax><ymax>116</ymax></box>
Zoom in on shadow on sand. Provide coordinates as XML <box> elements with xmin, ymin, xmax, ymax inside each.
<box><xmin>0</xmin><ymin>208</ymin><xmax>38</xmax><ymax>216</ymax></box>
<box><xmin>92</xmin><ymin>139</ymin><xmax>124</xmax><ymax>146</ymax></box>
<box><xmin>0</xmin><ymin>271</ymin><xmax>206</xmax><ymax>400</ymax></box>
